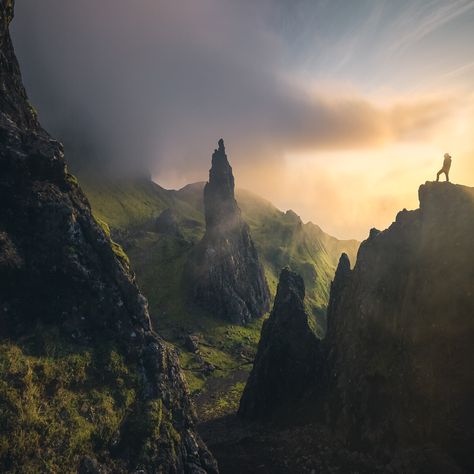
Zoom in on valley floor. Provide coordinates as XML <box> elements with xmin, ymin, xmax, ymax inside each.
<box><xmin>199</xmin><ymin>415</ymin><xmax>465</xmax><ymax>474</ymax></box>
<box><xmin>199</xmin><ymin>416</ymin><xmax>381</xmax><ymax>474</ymax></box>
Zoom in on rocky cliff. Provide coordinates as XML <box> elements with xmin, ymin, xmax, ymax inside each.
<box><xmin>188</xmin><ymin>139</ymin><xmax>269</xmax><ymax>324</ymax></box>
<box><xmin>323</xmin><ymin>181</ymin><xmax>474</xmax><ymax>469</ymax></box>
<box><xmin>0</xmin><ymin>2</ymin><xmax>217</xmax><ymax>472</ymax></box>
<box><xmin>239</xmin><ymin>182</ymin><xmax>474</xmax><ymax>470</ymax></box>
<box><xmin>238</xmin><ymin>268</ymin><xmax>322</xmax><ymax>420</ymax></box>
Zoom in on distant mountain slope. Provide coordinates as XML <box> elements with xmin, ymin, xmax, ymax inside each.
<box><xmin>82</xmin><ymin>178</ymin><xmax>359</xmax><ymax>330</ymax></box>
<box><xmin>80</xmin><ymin>175</ymin><xmax>359</xmax><ymax>420</ymax></box>
<box><xmin>237</xmin><ymin>189</ymin><xmax>359</xmax><ymax>328</ymax></box>
<box><xmin>80</xmin><ymin>177</ymin><xmax>204</xmax><ymax>238</ymax></box>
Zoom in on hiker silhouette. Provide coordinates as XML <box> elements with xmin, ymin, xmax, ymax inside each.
<box><xmin>436</xmin><ymin>153</ymin><xmax>452</xmax><ymax>182</ymax></box>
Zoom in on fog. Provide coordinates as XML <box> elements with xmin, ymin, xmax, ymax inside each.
<box><xmin>11</xmin><ymin>0</ymin><xmax>474</xmax><ymax>238</ymax></box>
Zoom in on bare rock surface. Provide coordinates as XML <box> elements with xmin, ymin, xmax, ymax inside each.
<box><xmin>188</xmin><ymin>139</ymin><xmax>269</xmax><ymax>325</ymax></box>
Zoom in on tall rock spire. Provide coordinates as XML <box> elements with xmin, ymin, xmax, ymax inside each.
<box><xmin>238</xmin><ymin>268</ymin><xmax>323</xmax><ymax>420</ymax></box>
<box><xmin>188</xmin><ymin>139</ymin><xmax>270</xmax><ymax>325</ymax></box>
<box><xmin>204</xmin><ymin>138</ymin><xmax>238</xmax><ymax>230</ymax></box>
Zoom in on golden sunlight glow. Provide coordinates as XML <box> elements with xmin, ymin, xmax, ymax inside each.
<box><xmin>236</xmin><ymin>91</ymin><xmax>474</xmax><ymax>240</ymax></box>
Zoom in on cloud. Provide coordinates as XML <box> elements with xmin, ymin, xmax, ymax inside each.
<box><xmin>11</xmin><ymin>0</ymin><xmax>456</xmax><ymax>181</ymax></box>
<box><xmin>10</xmin><ymin>0</ymin><xmax>473</xmax><ymax>240</ymax></box>
<box><xmin>385</xmin><ymin>0</ymin><xmax>474</xmax><ymax>55</ymax></box>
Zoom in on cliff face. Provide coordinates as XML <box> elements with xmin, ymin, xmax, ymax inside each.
<box><xmin>0</xmin><ymin>3</ymin><xmax>217</xmax><ymax>472</ymax></box>
<box><xmin>238</xmin><ymin>268</ymin><xmax>322</xmax><ymax>420</ymax></box>
<box><xmin>189</xmin><ymin>139</ymin><xmax>269</xmax><ymax>324</ymax></box>
<box><xmin>238</xmin><ymin>182</ymin><xmax>473</xmax><ymax>470</ymax></box>
<box><xmin>324</xmin><ymin>182</ymin><xmax>474</xmax><ymax>468</ymax></box>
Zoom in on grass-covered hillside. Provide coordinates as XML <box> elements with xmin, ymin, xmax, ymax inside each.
<box><xmin>82</xmin><ymin>177</ymin><xmax>359</xmax><ymax>419</ymax></box>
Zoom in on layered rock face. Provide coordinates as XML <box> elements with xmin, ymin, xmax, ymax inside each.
<box><xmin>239</xmin><ymin>268</ymin><xmax>322</xmax><ymax>420</ymax></box>
<box><xmin>189</xmin><ymin>139</ymin><xmax>269</xmax><ymax>324</ymax></box>
<box><xmin>0</xmin><ymin>3</ymin><xmax>217</xmax><ymax>472</ymax></box>
<box><xmin>324</xmin><ymin>182</ymin><xmax>474</xmax><ymax>468</ymax></box>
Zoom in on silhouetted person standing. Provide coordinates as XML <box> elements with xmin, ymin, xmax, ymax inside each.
<box><xmin>436</xmin><ymin>153</ymin><xmax>452</xmax><ymax>182</ymax></box>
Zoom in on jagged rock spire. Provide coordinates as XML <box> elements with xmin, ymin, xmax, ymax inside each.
<box><xmin>204</xmin><ymin>138</ymin><xmax>238</xmax><ymax>230</ymax></box>
<box><xmin>326</xmin><ymin>253</ymin><xmax>351</xmax><ymax>339</ymax></box>
<box><xmin>188</xmin><ymin>139</ymin><xmax>270</xmax><ymax>325</ymax></box>
<box><xmin>238</xmin><ymin>268</ymin><xmax>322</xmax><ymax>420</ymax></box>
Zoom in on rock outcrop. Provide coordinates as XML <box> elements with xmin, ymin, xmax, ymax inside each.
<box><xmin>323</xmin><ymin>182</ymin><xmax>474</xmax><ymax>469</ymax></box>
<box><xmin>0</xmin><ymin>3</ymin><xmax>217</xmax><ymax>472</ymax></box>
<box><xmin>238</xmin><ymin>268</ymin><xmax>322</xmax><ymax>420</ymax></box>
<box><xmin>154</xmin><ymin>208</ymin><xmax>182</xmax><ymax>238</ymax></box>
<box><xmin>188</xmin><ymin>139</ymin><xmax>269</xmax><ymax>324</ymax></box>
<box><xmin>239</xmin><ymin>182</ymin><xmax>474</xmax><ymax>470</ymax></box>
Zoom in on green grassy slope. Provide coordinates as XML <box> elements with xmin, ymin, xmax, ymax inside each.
<box><xmin>236</xmin><ymin>189</ymin><xmax>359</xmax><ymax>332</ymax></box>
<box><xmin>82</xmin><ymin>177</ymin><xmax>359</xmax><ymax>418</ymax></box>
<box><xmin>80</xmin><ymin>178</ymin><xmax>204</xmax><ymax>241</ymax></box>
<box><xmin>0</xmin><ymin>329</ymin><xmax>139</xmax><ymax>472</ymax></box>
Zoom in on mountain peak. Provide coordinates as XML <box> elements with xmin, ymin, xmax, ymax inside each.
<box><xmin>205</xmin><ymin>139</ymin><xmax>236</xmax><ymax>228</ymax></box>
<box><xmin>189</xmin><ymin>140</ymin><xmax>270</xmax><ymax>324</ymax></box>
<box><xmin>217</xmin><ymin>137</ymin><xmax>225</xmax><ymax>152</ymax></box>
<box><xmin>0</xmin><ymin>2</ymin><xmax>217</xmax><ymax>471</ymax></box>
<box><xmin>419</xmin><ymin>181</ymin><xmax>474</xmax><ymax>213</ymax></box>
<box><xmin>275</xmin><ymin>267</ymin><xmax>306</xmax><ymax>309</ymax></box>
<box><xmin>238</xmin><ymin>267</ymin><xmax>322</xmax><ymax>420</ymax></box>
<box><xmin>320</xmin><ymin>180</ymin><xmax>474</xmax><ymax>467</ymax></box>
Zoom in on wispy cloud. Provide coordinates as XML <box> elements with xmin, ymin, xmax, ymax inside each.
<box><xmin>386</xmin><ymin>0</ymin><xmax>474</xmax><ymax>55</ymax></box>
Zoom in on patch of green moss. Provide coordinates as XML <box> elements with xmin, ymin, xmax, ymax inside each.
<box><xmin>201</xmin><ymin>382</ymin><xmax>246</xmax><ymax>420</ymax></box>
<box><xmin>27</xmin><ymin>100</ymin><xmax>38</xmax><ymax>121</ymax></box>
<box><xmin>93</xmin><ymin>213</ymin><xmax>112</xmax><ymax>239</ymax></box>
<box><xmin>66</xmin><ymin>173</ymin><xmax>79</xmax><ymax>187</ymax></box>
<box><xmin>0</xmin><ymin>328</ymin><xmax>139</xmax><ymax>473</ymax></box>
<box><xmin>111</xmin><ymin>241</ymin><xmax>130</xmax><ymax>267</ymax></box>
<box><xmin>93</xmin><ymin>213</ymin><xmax>131</xmax><ymax>267</ymax></box>
<box><xmin>178</xmin><ymin>352</ymin><xmax>206</xmax><ymax>393</ymax></box>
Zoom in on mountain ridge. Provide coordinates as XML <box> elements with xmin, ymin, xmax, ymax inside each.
<box><xmin>78</xmin><ymin>171</ymin><xmax>359</xmax><ymax>427</ymax></box>
<box><xmin>81</xmin><ymin>176</ymin><xmax>359</xmax><ymax>316</ymax></box>
<box><xmin>237</xmin><ymin>180</ymin><xmax>474</xmax><ymax>472</ymax></box>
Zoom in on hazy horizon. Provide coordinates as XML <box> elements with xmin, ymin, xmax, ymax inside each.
<box><xmin>11</xmin><ymin>0</ymin><xmax>474</xmax><ymax>240</ymax></box>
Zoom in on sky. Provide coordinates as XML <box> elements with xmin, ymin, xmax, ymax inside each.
<box><xmin>11</xmin><ymin>0</ymin><xmax>474</xmax><ymax>240</ymax></box>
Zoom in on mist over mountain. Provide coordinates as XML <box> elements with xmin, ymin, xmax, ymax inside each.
<box><xmin>0</xmin><ymin>3</ymin><xmax>216</xmax><ymax>471</ymax></box>
<box><xmin>11</xmin><ymin>1</ymin><xmax>464</xmax><ymax>184</ymax></box>
<box><xmin>2</xmin><ymin>1</ymin><xmax>474</xmax><ymax>473</ymax></box>
<box><xmin>12</xmin><ymin>1</ymin><xmax>474</xmax><ymax>241</ymax></box>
